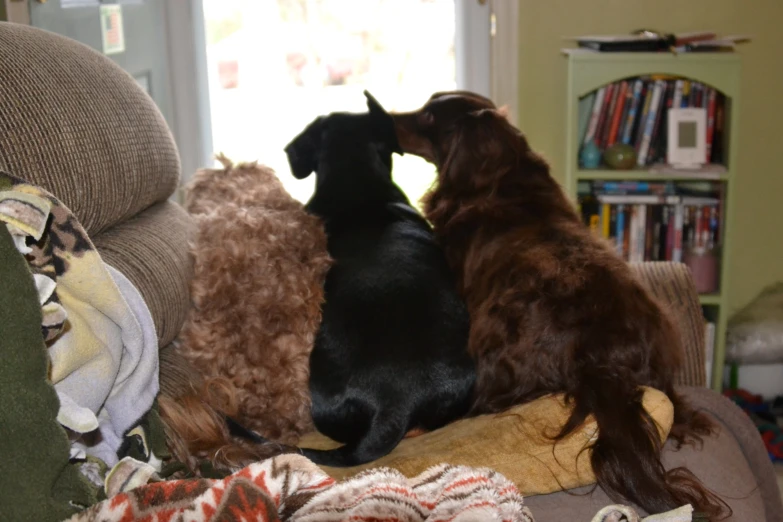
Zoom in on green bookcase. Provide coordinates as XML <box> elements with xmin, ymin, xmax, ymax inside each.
<box><xmin>563</xmin><ymin>50</ymin><xmax>741</xmax><ymax>392</ymax></box>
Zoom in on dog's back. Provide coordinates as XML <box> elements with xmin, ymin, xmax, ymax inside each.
<box><xmin>285</xmin><ymin>92</ymin><xmax>474</xmax><ymax>466</ymax></box>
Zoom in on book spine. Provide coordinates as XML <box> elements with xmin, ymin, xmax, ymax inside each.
<box><xmin>673</xmin><ymin>204</ymin><xmax>684</xmax><ymax>262</ymax></box>
<box><xmin>593</xmin><ymin>83</ymin><xmax>614</xmax><ymax>148</ymax></box>
<box><xmin>708</xmin><ymin>206</ymin><xmax>719</xmax><ymax>249</ymax></box>
<box><xmin>601</xmin><ymin>203</ymin><xmax>611</xmax><ymax>238</ymax></box>
<box><xmin>634</xmin><ymin>81</ymin><xmax>654</xmax><ymax>151</ymax></box>
<box><xmin>629</xmin><ymin>205</ymin><xmax>639</xmax><ymax>262</ymax></box>
<box><xmin>639</xmin><ymin>204</ymin><xmax>647</xmax><ymax>262</ymax></box>
<box><xmin>607</xmin><ymin>81</ymin><xmax>628</xmax><ymax>148</ymax></box>
<box><xmin>599</xmin><ymin>82</ymin><xmax>621</xmax><ymax>149</ymax></box>
<box><xmin>701</xmin><ymin>206</ymin><xmax>711</xmax><ymax>248</ymax></box>
<box><xmin>681</xmin><ymin>80</ymin><xmax>691</xmax><ymax>107</ymax></box>
<box><xmin>597</xmin><ymin>195</ymin><xmax>663</xmax><ymax>205</ymax></box>
<box><xmin>609</xmin><ymin>205</ymin><xmax>618</xmax><ymax>240</ymax></box>
<box><xmin>648</xmin><ymin>80</ymin><xmax>672</xmax><ymax>164</ymax></box>
<box><xmin>636</xmin><ymin>80</ymin><xmax>664</xmax><ymax>167</ymax></box>
<box><xmin>666</xmin><ymin>206</ymin><xmax>675</xmax><ymax>261</ymax></box>
<box><xmin>694</xmin><ymin>205</ymin><xmax>704</xmax><ymax>248</ymax></box>
<box><xmin>714</xmin><ymin>95</ymin><xmax>725</xmax><ymax>164</ymax></box>
<box><xmin>651</xmin><ymin>205</ymin><xmax>662</xmax><ymax>261</ymax></box>
<box><xmin>621</xmin><ymin>79</ymin><xmax>644</xmax><ymax>145</ymax></box>
<box><xmin>672</xmin><ymin>79</ymin><xmax>684</xmax><ymax>109</ymax></box>
<box><xmin>583</xmin><ymin>86</ymin><xmax>607</xmax><ymax>146</ymax></box>
<box><xmin>706</xmin><ymin>88</ymin><xmax>717</xmax><ymax>163</ymax></box>
<box><xmin>616</xmin><ymin>204</ymin><xmax>625</xmax><ymax>257</ymax></box>
<box><xmin>623</xmin><ymin>206</ymin><xmax>632</xmax><ymax>260</ymax></box>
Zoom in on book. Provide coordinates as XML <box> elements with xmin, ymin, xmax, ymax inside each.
<box><xmin>606</xmin><ymin>81</ymin><xmax>629</xmax><ymax>147</ymax></box>
<box><xmin>636</xmin><ymin>80</ymin><xmax>665</xmax><ymax>167</ymax></box>
<box><xmin>583</xmin><ymin>86</ymin><xmax>606</xmax><ymax>146</ymax></box>
<box><xmin>578</xmin><ymin>91</ymin><xmax>597</xmax><ymax>146</ymax></box>
<box><xmin>621</xmin><ymin>79</ymin><xmax>645</xmax><ymax>145</ymax></box>
<box><xmin>600</xmin><ymin>82</ymin><xmax>622</xmax><ymax>148</ymax></box>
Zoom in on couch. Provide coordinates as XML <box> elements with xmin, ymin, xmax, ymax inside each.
<box><xmin>1</xmin><ymin>22</ymin><xmax>781</xmax><ymax>521</ymax></box>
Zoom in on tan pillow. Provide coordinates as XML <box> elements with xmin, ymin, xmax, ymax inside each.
<box><xmin>299</xmin><ymin>386</ymin><xmax>673</xmax><ymax>495</ymax></box>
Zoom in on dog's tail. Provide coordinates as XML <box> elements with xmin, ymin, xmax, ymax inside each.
<box><xmin>557</xmin><ymin>369</ymin><xmax>728</xmax><ymax>519</ymax></box>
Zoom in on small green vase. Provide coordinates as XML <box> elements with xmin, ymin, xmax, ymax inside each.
<box><xmin>603</xmin><ymin>143</ymin><xmax>637</xmax><ymax>170</ymax></box>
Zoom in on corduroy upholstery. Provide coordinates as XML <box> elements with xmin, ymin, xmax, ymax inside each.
<box><xmin>94</xmin><ymin>202</ymin><xmax>193</xmax><ymax>347</ymax></box>
<box><xmin>0</xmin><ymin>22</ymin><xmax>179</xmax><ymax>237</ymax></box>
<box><xmin>629</xmin><ymin>262</ymin><xmax>707</xmax><ymax>387</ymax></box>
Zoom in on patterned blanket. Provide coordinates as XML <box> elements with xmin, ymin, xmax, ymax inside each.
<box><xmin>68</xmin><ymin>454</ymin><xmax>535</xmax><ymax>522</ymax></box>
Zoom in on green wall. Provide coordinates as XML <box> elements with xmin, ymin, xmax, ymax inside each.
<box><xmin>516</xmin><ymin>0</ymin><xmax>783</xmax><ymax>313</ymax></box>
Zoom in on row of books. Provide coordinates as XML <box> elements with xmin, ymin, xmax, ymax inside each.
<box><xmin>579</xmin><ymin>76</ymin><xmax>727</xmax><ymax>167</ymax></box>
<box><xmin>578</xmin><ymin>181</ymin><xmax>723</xmax><ymax>263</ymax></box>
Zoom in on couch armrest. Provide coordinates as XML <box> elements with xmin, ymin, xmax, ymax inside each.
<box><xmin>629</xmin><ymin>262</ymin><xmax>706</xmax><ymax>387</ymax></box>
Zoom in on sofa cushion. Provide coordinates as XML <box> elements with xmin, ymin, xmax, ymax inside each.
<box><xmin>94</xmin><ymin>202</ymin><xmax>193</xmax><ymax>347</ymax></box>
<box><xmin>299</xmin><ymin>386</ymin><xmax>673</xmax><ymax>495</ymax></box>
<box><xmin>0</xmin><ymin>22</ymin><xmax>180</xmax><ymax>236</ymax></box>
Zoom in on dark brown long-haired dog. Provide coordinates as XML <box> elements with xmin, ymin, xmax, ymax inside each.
<box><xmin>391</xmin><ymin>92</ymin><xmax>726</xmax><ymax>517</ymax></box>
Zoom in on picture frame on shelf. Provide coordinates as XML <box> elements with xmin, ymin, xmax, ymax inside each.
<box><xmin>667</xmin><ymin>108</ymin><xmax>708</xmax><ymax>168</ymax></box>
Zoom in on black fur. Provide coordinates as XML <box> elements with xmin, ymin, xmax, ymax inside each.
<box><xmin>282</xmin><ymin>91</ymin><xmax>475</xmax><ymax>467</ymax></box>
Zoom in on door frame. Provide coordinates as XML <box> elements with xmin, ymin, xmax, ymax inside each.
<box><xmin>455</xmin><ymin>0</ymin><xmax>520</xmax><ymax>125</ymax></box>
<box><xmin>490</xmin><ymin>0</ymin><xmax>520</xmax><ymax>126</ymax></box>
<box><xmin>164</xmin><ymin>0</ymin><xmax>213</xmax><ymax>188</ymax></box>
<box><xmin>1</xmin><ymin>0</ymin><xmax>31</xmax><ymax>24</ymax></box>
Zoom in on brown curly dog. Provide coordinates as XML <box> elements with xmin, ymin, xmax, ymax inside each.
<box><xmin>175</xmin><ymin>155</ymin><xmax>331</xmax><ymax>446</ymax></box>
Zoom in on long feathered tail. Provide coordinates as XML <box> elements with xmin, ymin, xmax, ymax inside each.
<box><xmin>557</xmin><ymin>369</ymin><xmax>728</xmax><ymax>519</ymax></box>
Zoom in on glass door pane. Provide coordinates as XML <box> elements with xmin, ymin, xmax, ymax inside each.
<box><xmin>203</xmin><ymin>0</ymin><xmax>456</xmax><ymax>208</ymax></box>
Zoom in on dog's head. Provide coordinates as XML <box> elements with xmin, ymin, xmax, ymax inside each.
<box><xmin>391</xmin><ymin>91</ymin><xmax>505</xmax><ymax>164</ymax></box>
<box><xmin>284</xmin><ymin>91</ymin><xmax>403</xmax><ymax>182</ymax></box>
<box><xmin>391</xmin><ymin>91</ymin><xmax>527</xmax><ymax>190</ymax></box>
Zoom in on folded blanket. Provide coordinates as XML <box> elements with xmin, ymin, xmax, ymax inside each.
<box><xmin>0</xmin><ymin>172</ymin><xmax>159</xmax><ymax>467</ymax></box>
<box><xmin>67</xmin><ymin>454</ymin><xmax>536</xmax><ymax>522</ymax></box>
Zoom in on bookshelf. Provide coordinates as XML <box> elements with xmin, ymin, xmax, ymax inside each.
<box><xmin>563</xmin><ymin>51</ymin><xmax>741</xmax><ymax>392</ymax></box>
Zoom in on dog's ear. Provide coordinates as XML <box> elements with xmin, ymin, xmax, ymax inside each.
<box><xmin>364</xmin><ymin>90</ymin><xmax>403</xmax><ymax>156</ymax></box>
<box><xmin>284</xmin><ymin>117</ymin><xmax>325</xmax><ymax>179</ymax></box>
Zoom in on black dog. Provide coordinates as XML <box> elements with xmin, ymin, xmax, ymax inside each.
<box><xmin>282</xmin><ymin>91</ymin><xmax>475</xmax><ymax>467</ymax></box>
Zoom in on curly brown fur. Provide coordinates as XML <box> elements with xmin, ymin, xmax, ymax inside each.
<box><xmin>185</xmin><ymin>153</ymin><xmax>302</xmax><ymax>215</ymax></box>
<box><xmin>177</xmin><ymin>156</ymin><xmax>331</xmax><ymax>445</ymax></box>
<box><xmin>158</xmin><ymin>346</ymin><xmax>295</xmax><ymax>474</ymax></box>
<box><xmin>392</xmin><ymin>92</ymin><xmax>727</xmax><ymax>518</ymax></box>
